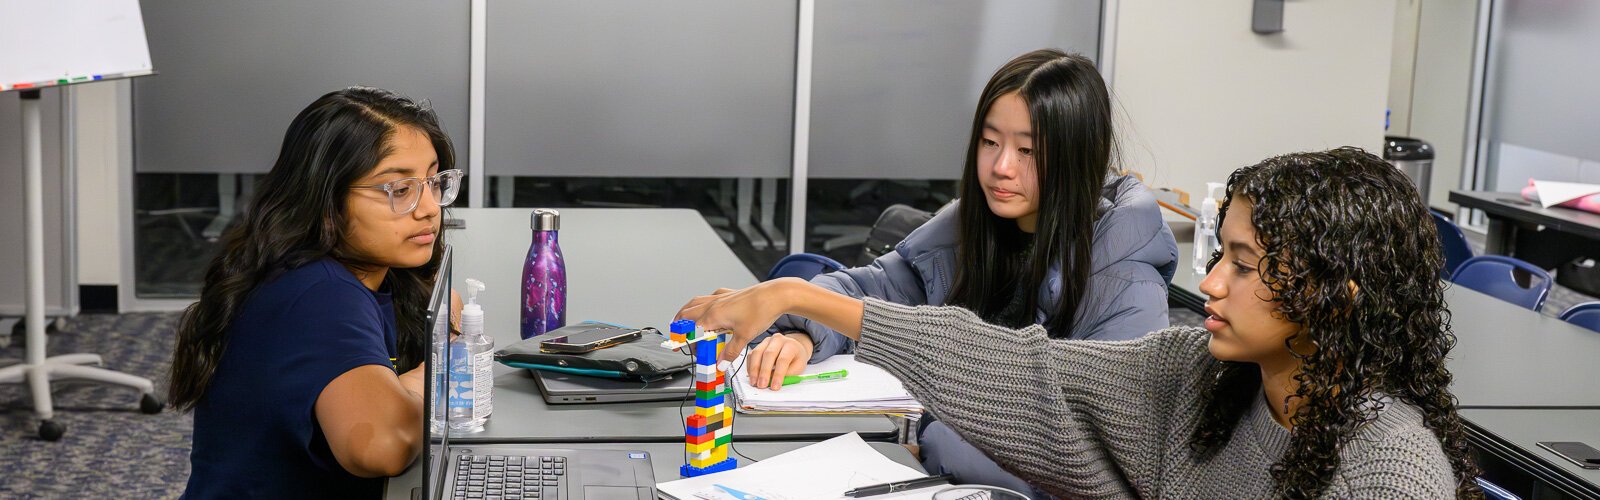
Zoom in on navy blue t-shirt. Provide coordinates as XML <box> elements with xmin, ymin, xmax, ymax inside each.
<box><xmin>184</xmin><ymin>258</ymin><xmax>398</xmax><ymax>499</ymax></box>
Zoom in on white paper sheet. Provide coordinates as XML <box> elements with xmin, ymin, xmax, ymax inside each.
<box><xmin>656</xmin><ymin>433</ymin><xmax>942</xmax><ymax>500</ymax></box>
<box><xmin>1533</xmin><ymin>180</ymin><xmax>1600</xmax><ymax>208</ymax></box>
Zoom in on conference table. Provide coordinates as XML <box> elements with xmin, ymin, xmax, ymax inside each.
<box><xmin>386</xmin><ymin>208</ymin><xmax>900</xmax><ymax>496</ymax></box>
<box><xmin>384</xmin><ymin>441</ymin><xmax>924</xmax><ymax>500</ymax></box>
<box><xmin>1169</xmin><ymin>227</ymin><xmax>1600</xmax><ymax>498</ymax></box>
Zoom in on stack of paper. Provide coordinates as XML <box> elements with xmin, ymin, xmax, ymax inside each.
<box><xmin>729</xmin><ymin>355</ymin><xmax>923</xmax><ymax>414</ymax></box>
<box><xmin>656</xmin><ymin>433</ymin><xmax>944</xmax><ymax>500</ymax></box>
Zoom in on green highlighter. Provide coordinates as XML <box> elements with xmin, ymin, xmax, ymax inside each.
<box><xmin>782</xmin><ymin>369</ymin><xmax>849</xmax><ymax>386</ymax></box>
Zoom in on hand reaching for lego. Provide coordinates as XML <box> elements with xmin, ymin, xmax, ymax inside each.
<box><xmin>676</xmin><ymin>278</ymin><xmax>867</xmax><ymax>369</ymax></box>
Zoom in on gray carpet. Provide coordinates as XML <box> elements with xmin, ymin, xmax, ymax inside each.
<box><xmin>0</xmin><ymin>312</ymin><xmax>190</xmax><ymax>499</ymax></box>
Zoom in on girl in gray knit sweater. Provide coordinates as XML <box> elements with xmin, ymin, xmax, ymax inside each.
<box><xmin>679</xmin><ymin>148</ymin><xmax>1481</xmax><ymax>499</ymax></box>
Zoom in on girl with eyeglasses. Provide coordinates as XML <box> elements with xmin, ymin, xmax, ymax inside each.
<box><xmin>680</xmin><ymin>149</ymin><xmax>1481</xmax><ymax>498</ymax></box>
<box><xmin>169</xmin><ymin>87</ymin><xmax>463</xmax><ymax>498</ymax></box>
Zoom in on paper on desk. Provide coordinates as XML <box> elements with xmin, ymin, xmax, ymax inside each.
<box><xmin>729</xmin><ymin>355</ymin><xmax>922</xmax><ymax>414</ymax></box>
<box><xmin>1533</xmin><ymin>180</ymin><xmax>1600</xmax><ymax>209</ymax></box>
<box><xmin>656</xmin><ymin>432</ymin><xmax>943</xmax><ymax>500</ymax></box>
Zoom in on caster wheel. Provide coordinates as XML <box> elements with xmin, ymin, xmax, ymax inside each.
<box><xmin>140</xmin><ymin>393</ymin><xmax>165</xmax><ymax>414</ymax></box>
<box><xmin>39</xmin><ymin>420</ymin><xmax>65</xmax><ymax>441</ymax></box>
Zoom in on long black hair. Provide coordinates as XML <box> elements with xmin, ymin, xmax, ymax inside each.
<box><xmin>1188</xmin><ymin>148</ymin><xmax>1480</xmax><ymax>498</ymax></box>
<box><xmin>168</xmin><ymin>86</ymin><xmax>455</xmax><ymax>412</ymax></box>
<box><xmin>947</xmin><ymin>49</ymin><xmax>1113</xmax><ymax>332</ymax></box>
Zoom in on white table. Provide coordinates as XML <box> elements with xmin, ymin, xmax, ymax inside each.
<box><xmin>440</xmin><ymin>208</ymin><xmax>898</xmax><ymax>444</ymax></box>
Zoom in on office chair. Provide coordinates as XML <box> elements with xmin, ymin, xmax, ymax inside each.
<box><xmin>1450</xmin><ymin>255</ymin><xmax>1553</xmax><ymax>312</ymax></box>
<box><xmin>1430</xmin><ymin>209</ymin><xmax>1474</xmax><ymax>277</ymax></box>
<box><xmin>1559</xmin><ymin>302</ymin><xmax>1600</xmax><ymax>333</ymax></box>
<box><xmin>764</xmin><ymin>253</ymin><xmax>846</xmax><ymax>282</ymax></box>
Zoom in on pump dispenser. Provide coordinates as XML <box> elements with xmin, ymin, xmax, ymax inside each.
<box><xmin>1193</xmin><ymin>182</ymin><xmax>1225</xmax><ymax>275</ymax></box>
<box><xmin>449</xmin><ymin>278</ymin><xmax>493</xmax><ymax>431</ymax></box>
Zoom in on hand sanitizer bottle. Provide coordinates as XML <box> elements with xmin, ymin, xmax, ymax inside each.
<box><xmin>1193</xmin><ymin>182</ymin><xmax>1225</xmax><ymax>275</ymax></box>
<box><xmin>449</xmin><ymin>278</ymin><xmax>493</xmax><ymax>432</ymax></box>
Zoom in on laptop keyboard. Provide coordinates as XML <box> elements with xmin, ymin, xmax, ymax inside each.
<box><xmin>452</xmin><ymin>454</ymin><xmax>567</xmax><ymax>500</ymax></box>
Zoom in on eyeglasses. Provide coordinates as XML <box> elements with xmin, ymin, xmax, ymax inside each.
<box><xmin>350</xmin><ymin>169</ymin><xmax>464</xmax><ymax>215</ymax></box>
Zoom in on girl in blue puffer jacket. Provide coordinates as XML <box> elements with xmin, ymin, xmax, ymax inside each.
<box><xmin>743</xmin><ymin>49</ymin><xmax>1178</xmax><ymax>495</ymax></box>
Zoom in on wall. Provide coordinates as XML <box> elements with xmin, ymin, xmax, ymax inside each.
<box><xmin>1111</xmin><ymin>0</ymin><xmax>1395</xmax><ymax>199</ymax></box>
<box><xmin>73</xmin><ymin>80</ymin><xmax>123</xmax><ymax>285</ymax></box>
<box><xmin>1409</xmin><ymin>0</ymin><xmax>1480</xmax><ymax>210</ymax></box>
<box><xmin>1388</xmin><ymin>0</ymin><xmax>1423</xmax><ymax>135</ymax></box>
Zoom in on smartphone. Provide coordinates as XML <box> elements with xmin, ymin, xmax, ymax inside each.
<box><xmin>539</xmin><ymin>328</ymin><xmax>644</xmax><ymax>354</ymax></box>
<box><xmin>1536</xmin><ymin>441</ymin><xmax>1600</xmax><ymax>469</ymax></box>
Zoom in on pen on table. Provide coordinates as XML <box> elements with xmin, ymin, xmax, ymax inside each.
<box><xmin>842</xmin><ymin>473</ymin><xmax>957</xmax><ymax>497</ymax></box>
<box><xmin>781</xmin><ymin>369</ymin><xmax>848</xmax><ymax>386</ymax></box>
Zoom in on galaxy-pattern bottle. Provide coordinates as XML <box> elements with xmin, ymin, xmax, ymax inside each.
<box><xmin>521</xmin><ymin>209</ymin><xmax>567</xmax><ymax>339</ymax></box>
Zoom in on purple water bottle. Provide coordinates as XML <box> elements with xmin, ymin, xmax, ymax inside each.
<box><xmin>521</xmin><ymin>209</ymin><xmax>567</xmax><ymax>339</ymax></box>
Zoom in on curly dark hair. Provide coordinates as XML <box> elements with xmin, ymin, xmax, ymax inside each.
<box><xmin>1187</xmin><ymin>147</ymin><xmax>1481</xmax><ymax>498</ymax></box>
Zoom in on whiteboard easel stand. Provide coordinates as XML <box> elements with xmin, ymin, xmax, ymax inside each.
<box><xmin>0</xmin><ymin>89</ymin><xmax>160</xmax><ymax>442</ymax></box>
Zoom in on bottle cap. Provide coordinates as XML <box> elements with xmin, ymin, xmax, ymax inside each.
<box><xmin>531</xmin><ymin>209</ymin><xmax>561</xmax><ymax>231</ymax></box>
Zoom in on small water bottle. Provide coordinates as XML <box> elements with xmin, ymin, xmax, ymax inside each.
<box><xmin>449</xmin><ymin>279</ymin><xmax>494</xmax><ymax>432</ymax></box>
<box><xmin>1192</xmin><ymin>182</ymin><xmax>1225</xmax><ymax>275</ymax></box>
<box><xmin>521</xmin><ymin>209</ymin><xmax>567</xmax><ymax>339</ymax></box>
<box><xmin>430</xmin><ymin>305</ymin><xmax>449</xmax><ymax>434</ymax></box>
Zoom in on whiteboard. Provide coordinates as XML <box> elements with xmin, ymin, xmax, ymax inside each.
<box><xmin>0</xmin><ymin>0</ymin><xmax>153</xmax><ymax>91</ymax></box>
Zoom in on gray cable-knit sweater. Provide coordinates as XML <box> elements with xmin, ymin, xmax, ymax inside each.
<box><xmin>855</xmin><ymin>299</ymin><xmax>1458</xmax><ymax>499</ymax></box>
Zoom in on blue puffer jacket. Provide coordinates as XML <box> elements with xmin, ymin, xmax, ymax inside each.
<box><xmin>774</xmin><ymin>174</ymin><xmax>1179</xmax><ymax>362</ymax></box>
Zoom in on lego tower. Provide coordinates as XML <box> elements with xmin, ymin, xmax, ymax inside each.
<box><xmin>669</xmin><ymin>319</ymin><xmax>737</xmax><ymax>477</ymax></box>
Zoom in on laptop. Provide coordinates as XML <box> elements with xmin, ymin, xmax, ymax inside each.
<box><xmin>531</xmin><ymin>368</ymin><xmax>693</xmax><ymax>404</ymax></box>
<box><xmin>415</xmin><ymin>245</ymin><xmax>658</xmax><ymax>500</ymax></box>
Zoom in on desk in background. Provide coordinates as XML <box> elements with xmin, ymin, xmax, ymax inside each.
<box><xmin>442</xmin><ymin>208</ymin><xmax>898</xmax><ymax>443</ymax></box>
<box><xmin>383</xmin><ymin>441</ymin><xmax>924</xmax><ymax>500</ymax></box>
<box><xmin>1449</xmin><ymin>190</ymin><xmax>1600</xmax><ymax>268</ymax></box>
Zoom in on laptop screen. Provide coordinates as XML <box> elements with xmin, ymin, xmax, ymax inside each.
<box><xmin>422</xmin><ymin>244</ymin><xmax>453</xmax><ymax>500</ymax></box>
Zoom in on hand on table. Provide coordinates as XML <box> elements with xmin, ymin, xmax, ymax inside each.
<box><xmin>745</xmin><ymin>332</ymin><xmax>813</xmax><ymax>391</ymax></box>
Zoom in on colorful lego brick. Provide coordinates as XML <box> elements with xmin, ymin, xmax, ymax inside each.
<box><xmin>687</xmin><ymin>445</ymin><xmax>727</xmax><ymax>466</ymax></box>
<box><xmin>680</xmin><ymin>457</ymin><xmax>738</xmax><ymax>477</ymax></box>
<box><xmin>714</xmin><ymin>433</ymin><xmax>732</xmax><ymax>447</ymax></box>
<box><xmin>669</xmin><ymin>320</ymin><xmax>692</xmax><ymax>343</ymax></box>
<box><xmin>686</xmin><ymin>412</ymin><xmax>723</xmax><ymax>430</ymax></box>
<box><xmin>686</xmin><ymin>438</ymin><xmax>715</xmax><ymax>454</ymax></box>
<box><xmin>694</xmin><ymin>403</ymin><xmax>725</xmax><ymax>418</ymax></box>
<box><xmin>686</xmin><ymin>424</ymin><xmax>712</xmax><ymax>438</ymax></box>
<box><xmin>694</xmin><ymin>392</ymin><xmax>726</xmax><ymax>408</ymax></box>
<box><xmin>724</xmin><ymin>405</ymin><xmax>733</xmax><ymax>423</ymax></box>
<box><xmin>694</xmin><ymin>374</ymin><xmax>725</xmax><ymax>392</ymax></box>
<box><xmin>686</xmin><ymin>431</ymin><xmax>712</xmax><ymax>444</ymax></box>
<box><xmin>694</xmin><ymin>386</ymin><xmax>728</xmax><ymax>400</ymax></box>
<box><xmin>694</xmin><ymin>364</ymin><xmax>718</xmax><ymax>376</ymax></box>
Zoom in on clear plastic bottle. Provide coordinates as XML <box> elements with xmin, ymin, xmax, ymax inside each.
<box><xmin>449</xmin><ymin>279</ymin><xmax>493</xmax><ymax>432</ymax></box>
<box><xmin>1193</xmin><ymin>182</ymin><xmax>1225</xmax><ymax>275</ymax></box>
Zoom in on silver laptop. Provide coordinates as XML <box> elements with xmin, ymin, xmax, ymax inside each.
<box><xmin>416</xmin><ymin>245</ymin><xmax>658</xmax><ymax>500</ymax></box>
<box><xmin>532</xmin><ymin>369</ymin><xmax>693</xmax><ymax>404</ymax></box>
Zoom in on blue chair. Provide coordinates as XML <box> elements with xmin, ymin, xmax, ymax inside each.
<box><xmin>1476</xmin><ymin>477</ymin><xmax>1521</xmax><ymax>500</ymax></box>
<box><xmin>1450</xmin><ymin>255</ymin><xmax>1553</xmax><ymax>312</ymax></box>
<box><xmin>765</xmin><ymin>253</ymin><xmax>846</xmax><ymax>281</ymax></box>
<box><xmin>1559</xmin><ymin>302</ymin><xmax>1600</xmax><ymax>333</ymax></box>
<box><xmin>1431</xmin><ymin>210</ymin><xmax>1474</xmax><ymax>277</ymax></box>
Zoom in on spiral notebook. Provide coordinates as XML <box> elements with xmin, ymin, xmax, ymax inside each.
<box><xmin>729</xmin><ymin>355</ymin><xmax>922</xmax><ymax>414</ymax></box>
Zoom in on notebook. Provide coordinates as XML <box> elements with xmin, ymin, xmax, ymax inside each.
<box><xmin>728</xmin><ymin>355</ymin><xmax>922</xmax><ymax>414</ymax></box>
